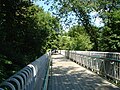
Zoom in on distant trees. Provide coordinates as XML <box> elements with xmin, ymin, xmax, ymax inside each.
<box><xmin>67</xmin><ymin>25</ymin><xmax>93</xmax><ymax>50</ymax></box>
<box><xmin>96</xmin><ymin>0</ymin><xmax>120</xmax><ymax>51</ymax></box>
<box><xmin>43</xmin><ymin>0</ymin><xmax>120</xmax><ymax>52</ymax></box>
<box><xmin>0</xmin><ymin>0</ymin><xmax>60</xmax><ymax>83</ymax></box>
<box><xmin>58</xmin><ymin>25</ymin><xmax>93</xmax><ymax>50</ymax></box>
<box><xmin>1</xmin><ymin>0</ymin><xmax>120</xmax><ymax>83</ymax></box>
<box><xmin>42</xmin><ymin>0</ymin><xmax>100</xmax><ymax>50</ymax></box>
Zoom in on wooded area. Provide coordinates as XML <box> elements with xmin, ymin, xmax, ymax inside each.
<box><xmin>50</xmin><ymin>0</ymin><xmax>120</xmax><ymax>51</ymax></box>
<box><xmin>0</xmin><ymin>0</ymin><xmax>60</xmax><ymax>83</ymax></box>
<box><xmin>0</xmin><ymin>0</ymin><xmax>120</xmax><ymax>83</ymax></box>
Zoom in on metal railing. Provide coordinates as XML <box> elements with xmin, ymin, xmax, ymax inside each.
<box><xmin>0</xmin><ymin>51</ymin><xmax>51</xmax><ymax>90</ymax></box>
<box><xmin>59</xmin><ymin>50</ymin><xmax>120</xmax><ymax>83</ymax></box>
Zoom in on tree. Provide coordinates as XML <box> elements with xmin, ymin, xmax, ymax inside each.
<box><xmin>47</xmin><ymin>0</ymin><xmax>120</xmax><ymax>51</ymax></box>
<box><xmin>96</xmin><ymin>0</ymin><xmax>120</xmax><ymax>51</ymax></box>
<box><xmin>42</xmin><ymin>0</ymin><xmax>100</xmax><ymax>50</ymax></box>
<box><xmin>57</xmin><ymin>25</ymin><xmax>93</xmax><ymax>50</ymax></box>
<box><xmin>0</xmin><ymin>0</ymin><xmax>60</xmax><ymax>83</ymax></box>
<box><xmin>68</xmin><ymin>25</ymin><xmax>93</xmax><ymax>50</ymax></box>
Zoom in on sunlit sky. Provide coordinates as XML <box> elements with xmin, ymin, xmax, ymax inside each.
<box><xmin>34</xmin><ymin>1</ymin><xmax>51</xmax><ymax>12</ymax></box>
<box><xmin>90</xmin><ymin>11</ymin><xmax>104</xmax><ymax>27</ymax></box>
<box><xmin>34</xmin><ymin>1</ymin><xmax>104</xmax><ymax>30</ymax></box>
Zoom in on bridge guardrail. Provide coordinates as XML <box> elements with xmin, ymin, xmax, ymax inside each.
<box><xmin>59</xmin><ymin>50</ymin><xmax>120</xmax><ymax>84</ymax></box>
<box><xmin>0</xmin><ymin>51</ymin><xmax>51</xmax><ymax>90</ymax></box>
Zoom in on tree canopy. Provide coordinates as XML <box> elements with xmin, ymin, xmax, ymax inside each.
<box><xmin>1</xmin><ymin>0</ymin><xmax>120</xmax><ymax>83</ymax></box>
<box><xmin>0</xmin><ymin>0</ymin><xmax>60</xmax><ymax>83</ymax></box>
<box><xmin>42</xmin><ymin>0</ymin><xmax>120</xmax><ymax>52</ymax></box>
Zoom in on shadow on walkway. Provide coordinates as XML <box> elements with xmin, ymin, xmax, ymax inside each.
<box><xmin>48</xmin><ymin>54</ymin><xmax>120</xmax><ymax>90</ymax></box>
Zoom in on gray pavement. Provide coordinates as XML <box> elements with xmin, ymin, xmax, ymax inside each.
<box><xmin>48</xmin><ymin>54</ymin><xmax>120</xmax><ymax>90</ymax></box>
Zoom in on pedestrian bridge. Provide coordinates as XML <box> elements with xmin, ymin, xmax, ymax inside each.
<box><xmin>0</xmin><ymin>50</ymin><xmax>120</xmax><ymax>90</ymax></box>
<box><xmin>48</xmin><ymin>54</ymin><xmax>119</xmax><ymax>90</ymax></box>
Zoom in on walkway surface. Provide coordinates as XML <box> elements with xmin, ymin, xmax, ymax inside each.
<box><xmin>48</xmin><ymin>54</ymin><xmax>120</xmax><ymax>90</ymax></box>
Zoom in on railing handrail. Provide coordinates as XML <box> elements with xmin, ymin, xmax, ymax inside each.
<box><xmin>59</xmin><ymin>50</ymin><xmax>120</xmax><ymax>62</ymax></box>
<box><xmin>59</xmin><ymin>50</ymin><xmax>120</xmax><ymax>84</ymax></box>
<box><xmin>75</xmin><ymin>53</ymin><xmax>120</xmax><ymax>62</ymax></box>
<box><xmin>0</xmin><ymin>51</ymin><xmax>51</xmax><ymax>90</ymax></box>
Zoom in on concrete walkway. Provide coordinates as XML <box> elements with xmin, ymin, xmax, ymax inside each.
<box><xmin>48</xmin><ymin>54</ymin><xmax>120</xmax><ymax>90</ymax></box>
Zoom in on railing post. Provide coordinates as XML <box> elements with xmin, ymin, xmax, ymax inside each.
<box><xmin>0</xmin><ymin>51</ymin><xmax>51</xmax><ymax>90</ymax></box>
<box><xmin>66</xmin><ymin>50</ymin><xmax>120</xmax><ymax>84</ymax></box>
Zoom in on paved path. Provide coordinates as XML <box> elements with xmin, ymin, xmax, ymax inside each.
<box><xmin>48</xmin><ymin>54</ymin><xmax>120</xmax><ymax>90</ymax></box>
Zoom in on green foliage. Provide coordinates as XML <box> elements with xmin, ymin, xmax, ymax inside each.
<box><xmin>73</xmin><ymin>34</ymin><xmax>93</xmax><ymax>50</ymax></box>
<box><xmin>68</xmin><ymin>25</ymin><xmax>93</xmax><ymax>50</ymax></box>
<box><xmin>58</xmin><ymin>35</ymin><xmax>72</xmax><ymax>50</ymax></box>
<box><xmin>1</xmin><ymin>0</ymin><xmax>120</xmax><ymax>83</ymax></box>
<box><xmin>96</xmin><ymin>0</ymin><xmax>120</xmax><ymax>51</ymax></box>
<box><xmin>42</xmin><ymin>0</ymin><xmax>100</xmax><ymax>50</ymax></box>
<box><xmin>99</xmin><ymin>23</ymin><xmax>120</xmax><ymax>52</ymax></box>
<box><xmin>58</xmin><ymin>25</ymin><xmax>93</xmax><ymax>50</ymax></box>
<box><xmin>0</xmin><ymin>0</ymin><xmax>60</xmax><ymax>83</ymax></box>
<box><xmin>46</xmin><ymin>0</ymin><xmax>120</xmax><ymax>52</ymax></box>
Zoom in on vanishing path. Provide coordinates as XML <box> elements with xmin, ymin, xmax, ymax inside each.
<box><xmin>48</xmin><ymin>54</ymin><xmax>120</xmax><ymax>90</ymax></box>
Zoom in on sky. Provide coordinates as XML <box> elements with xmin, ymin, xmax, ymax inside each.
<box><xmin>90</xmin><ymin>12</ymin><xmax>104</xmax><ymax>27</ymax></box>
<box><xmin>34</xmin><ymin>1</ymin><xmax>104</xmax><ymax>30</ymax></box>
<box><xmin>33</xmin><ymin>1</ymin><xmax>51</xmax><ymax>12</ymax></box>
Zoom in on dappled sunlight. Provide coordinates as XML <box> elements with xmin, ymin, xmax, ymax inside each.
<box><xmin>48</xmin><ymin>54</ymin><xmax>120</xmax><ymax>90</ymax></box>
<box><xmin>51</xmin><ymin>54</ymin><xmax>64</xmax><ymax>59</ymax></box>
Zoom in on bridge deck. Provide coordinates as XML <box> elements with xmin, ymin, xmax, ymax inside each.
<box><xmin>48</xmin><ymin>54</ymin><xmax>120</xmax><ymax>90</ymax></box>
